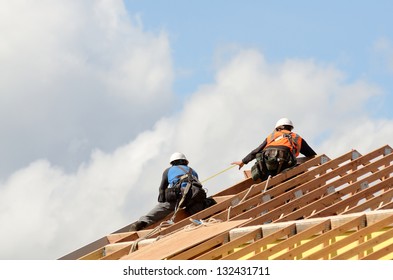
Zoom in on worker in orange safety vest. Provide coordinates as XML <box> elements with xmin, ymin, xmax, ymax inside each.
<box><xmin>232</xmin><ymin>118</ymin><xmax>317</xmax><ymax>180</ymax></box>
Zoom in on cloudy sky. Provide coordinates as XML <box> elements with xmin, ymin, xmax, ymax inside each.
<box><xmin>1</xmin><ymin>0</ymin><xmax>392</xmax><ymax>259</ymax></box>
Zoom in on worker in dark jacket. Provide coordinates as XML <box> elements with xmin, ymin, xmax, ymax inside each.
<box><xmin>232</xmin><ymin>118</ymin><xmax>316</xmax><ymax>180</ymax></box>
<box><xmin>129</xmin><ymin>152</ymin><xmax>206</xmax><ymax>231</ymax></box>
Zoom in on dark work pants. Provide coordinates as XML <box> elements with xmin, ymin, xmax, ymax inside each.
<box><xmin>138</xmin><ymin>201</ymin><xmax>177</xmax><ymax>227</ymax></box>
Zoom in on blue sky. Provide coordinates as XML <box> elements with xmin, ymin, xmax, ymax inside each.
<box><xmin>125</xmin><ymin>0</ymin><xmax>393</xmax><ymax>114</ymax></box>
<box><xmin>0</xmin><ymin>1</ymin><xmax>393</xmax><ymax>259</ymax></box>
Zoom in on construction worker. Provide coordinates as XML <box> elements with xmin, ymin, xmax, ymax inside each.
<box><xmin>129</xmin><ymin>152</ymin><xmax>207</xmax><ymax>231</ymax></box>
<box><xmin>232</xmin><ymin>118</ymin><xmax>316</xmax><ymax>180</ymax></box>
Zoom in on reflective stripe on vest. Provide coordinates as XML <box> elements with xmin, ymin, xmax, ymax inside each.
<box><xmin>266</xmin><ymin>130</ymin><xmax>302</xmax><ymax>157</ymax></box>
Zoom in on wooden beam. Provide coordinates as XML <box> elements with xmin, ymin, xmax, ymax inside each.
<box><xmin>332</xmin><ymin>227</ymin><xmax>393</xmax><ymax>260</ymax></box>
<box><xmin>277</xmin><ymin>215</ymin><xmax>365</xmax><ymax>260</ymax></box>
<box><xmin>195</xmin><ymin>228</ymin><xmax>262</xmax><ymax>260</ymax></box>
<box><xmin>248</xmin><ymin>220</ymin><xmax>331</xmax><ymax>260</ymax></box>
<box><xmin>379</xmin><ymin>201</ymin><xmax>393</xmax><ymax>210</ymax></box>
<box><xmin>361</xmin><ymin>242</ymin><xmax>393</xmax><ymax>260</ymax></box>
<box><xmin>280</xmin><ymin>162</ymin><xmax>393</xmax><ymax>222</ymax></box>
<box><xmin>122</xmin><ymin>220</ymin><xmax>247</xmax><ymax>260</ymax></box>
<box><xmin>220</xmin><ymin>223</ymin><xmax>296</xmax><ymax>260</ymax></box>
<box><xmin>303</xmin><ymin>213</ymin><xmax>393</xmax><ymax>259</ymax></box>
<box><xmin>343</xmin><ymin>188</ymin><xmax>393</xmax><ymax>214</ymax></box>
<box><xmin>168</xmin><ymin>231</ymin><xmax>229</xmax><ymax>260</ymax></box>
<box><xmin>314</xmin><ymin>176</ymin><xmax>393</xmax><ymax>218</ymax></box>
<box><xmin>101</xmin><ymin>244</ymin><xmax>133</xmax><ymax>260</ymax></box>
<box><xmin>58</xmin><ymin>236</ymin><xmax>109</xmax><ymax>260</ymax></box>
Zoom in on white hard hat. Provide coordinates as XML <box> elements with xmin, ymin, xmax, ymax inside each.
<box><xmin>275</xmin><ymin>117</ymin><xmax>294</xmax><ymax>129</ymax></box>
<box><xmin>169</xmin><ymin>152</ymin><xmax>188</xmax><ymax>164</ymax></box>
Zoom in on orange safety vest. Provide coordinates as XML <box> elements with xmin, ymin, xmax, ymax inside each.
<box><xmin>265</xmin><ymin>130</ymin><xmax>302</xmax><ymax>157</ymax></box>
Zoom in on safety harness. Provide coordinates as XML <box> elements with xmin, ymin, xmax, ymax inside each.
<box><xmin>168</xmin><ymin>166</ymin><xmax>204</xmax><ymax>209</ymax></box>
<box><xmin>251</xmin><ymin>131</ymin><xmax>300</xmax><ymax>181</ymax></box>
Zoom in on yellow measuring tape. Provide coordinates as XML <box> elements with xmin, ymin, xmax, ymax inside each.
<box><xmin>200</xmin><ymin>164</ymin><xmax>237</xmax><ymax>184</ymax></box>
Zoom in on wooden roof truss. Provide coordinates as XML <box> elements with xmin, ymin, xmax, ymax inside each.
<box><xmin>59</xmin><ymin>145</ymin><xmax>393</xmax><ymax>260</ymax></box>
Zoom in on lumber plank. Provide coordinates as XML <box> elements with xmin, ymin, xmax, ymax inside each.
<box><xmin>168</xmin><ymin>231</ymin><xmax>229</xmax><ymax>260</ymax></box>
<box><xmin>279</xmin><ymin>161</ymin><xmax>393</xmax><ymax>222</ymax></box>
<box><xmin>361</xmin><ymin>242</ymin><xmax>393</xmax><ymax>260</ymax></box>
<box><xmin>195</xmin><ymin>228</ymin><xmax>262</xmax><ymax>260</ymax></box>
<box><xmin>303</xmin><ymin>214</ymin><xmax>393</xmax><ymax>259</ymax></box>
<box><xmin>332</xmin><ymin>227</ymin><xmax>393</xmax><ymax>260</ymax></box>
<box><xmin>342</xmin><ymin>188</ymin><xmax>393</xmax><ymax>215</ymax></box>
<box><xmin>312</xmin><ymin>176</ymin><xmax>393</xmax><ymax>219</ymax></box>
<box><xmin>248</xmin><ymin>220</ymin><xmax>331</xmax><ymax>260</ymax></box>
<box><xmin>220</xmin><ymin>223</ymin><xmax>296</xmax><ymax>260</ymax></box>
<box><xmin>379</xmin><ymin>201</ymin><xmax>393</xmax><ymax>210</ymax></box>
<box><xmin>121</xmin><ymin>220</ymin><xmax>247</xmax><ymax>260</ymax></box>
<box><xmin>277</xmin><ymin>215</ymin><xmax>365</xmax><ymax>260</ymax></box>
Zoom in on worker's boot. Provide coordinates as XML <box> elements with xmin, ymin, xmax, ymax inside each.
<box><xmin>129</xmin><ymin>221</ymin><xmax>147</xmax><ymax>232</ymax></box>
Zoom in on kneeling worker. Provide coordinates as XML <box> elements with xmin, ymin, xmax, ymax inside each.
<box><xmin>129</xmin><ymin>152</ymin><xmax>208</xmax><ymax>231</ymax></box>
<box><xmin>232</xmin><ymin>118</ymin><xmax>317</xmax><ymax>180</ymax></box>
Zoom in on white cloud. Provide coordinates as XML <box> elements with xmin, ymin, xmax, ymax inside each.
<box><xmin>0</xmin><ymin>0</ymin><xmax>174</xmax><ymax>176</ymax></box>
<box><xmin>0</xmin><ymin>117</ymin><xmax>175</xmax><ymax>259</ymax></box>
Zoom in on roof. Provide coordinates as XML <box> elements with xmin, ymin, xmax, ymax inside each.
<box><xmin>60</xmin><ymin>145</ymin><xmax>393</xmax><ymax>260</ymax></box>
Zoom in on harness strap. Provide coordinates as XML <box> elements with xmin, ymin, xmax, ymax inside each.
<box><xmin>276</xmin><ymin>157</ymin><xmax>285</xmax><ymax>173</ymax></box>
<box><xmin>177</xmin><ymin>165</ymin><xmax>193</xmax><ymax>177</ymax></box>
<box><xmin>173</xmin><ymin>165</ymin><xmax>194</xmax><ymax>208</ymax></box>
<box><xmin>269</xmin><ymin>130</ymin><xmax>299</xmax><ymax>156</ymax></box>
<box><xmin>178</xmin><ymin>181</ymin><xmax>192</xmax><ymax>208</ymax></box>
